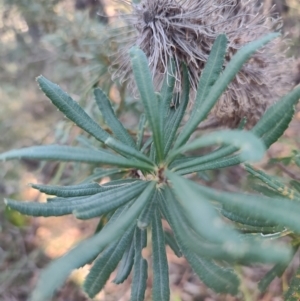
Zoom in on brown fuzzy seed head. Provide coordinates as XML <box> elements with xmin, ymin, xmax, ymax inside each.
<box><xmin>111</xmin><ymin>0</ymin><xmax>295</xmax><ymax>128</ymax></box>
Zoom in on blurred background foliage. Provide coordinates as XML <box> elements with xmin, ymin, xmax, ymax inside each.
<box><xmin>0</xmin><ymin>0</ymin><xmax>300</xmax><ymax>300</ymax></box>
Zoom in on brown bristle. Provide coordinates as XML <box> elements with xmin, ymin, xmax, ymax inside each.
<box><xmin>111</xmin><ymin>0</ymin><xmax>295</xmax><ymax>128</ymax></box>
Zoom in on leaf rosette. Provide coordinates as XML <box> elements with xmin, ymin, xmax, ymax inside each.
<box><xmin>2</xmin><ymin>33</ymin><xmax>300</xmax><ymax>301</ymax></box>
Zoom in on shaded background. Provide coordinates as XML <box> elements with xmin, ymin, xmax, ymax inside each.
<box><xmin>0</xmin><ymin>1</ymin><xmax>300</xmax><ymax>300</ymax></box>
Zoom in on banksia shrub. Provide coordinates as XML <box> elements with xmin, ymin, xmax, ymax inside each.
<box><xmin>112</xmin><ymin>0</ymin><xmax>294</xmax><ymax>127</ymax></box>
<box><xmin>1</xmin><ymin>34</ymin><xmax>300</xmax><ymax>301</ymax></box>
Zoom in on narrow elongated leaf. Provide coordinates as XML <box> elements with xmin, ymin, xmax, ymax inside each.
<box><xmin>29</xmin><ymin>181</ymin><xmax>155</xmax><ymax>301</ymax></box>
<box><xmin>164</xmin><ymin>231</ymin><xmax>182</xmax><ymax>257</ymax></box>
<box><xmin>188</xmin><ymin>252</ymin><xmax>239</xmax><ymax>295</ymax></box>
<box><xmin>94</xmin><ymin>215</ymin><xmax>110</xmax><ymax>234</ymax></box>
<box><xmin>164</xmin><ymin>176</ymin><xmax>291</xmax><ymax>263</ymax></box>
<box><xmin>159</xmin><ymin>189</ymin><xmax>239</xmax><ymax>294</ymax></box>
<box><xmin>113</xmin><ymin>239</ymin><xmax>135</xmax><ymax>284</ymax></box>
<box><xmin>141</xmin><ymin>137</ymin><xmax>152</xmax><ymax>153</ymax></box>
<box><xmin>74</xmin><ymin>181</ymin><xmax>147</xmax><ymax>219</ymax></box>
<box><xmin>252</xmin><ymin>86</ymin><xmax>300</xmax><ymax>141</ymax></box>
<box><xmin>137</xmin><ymin>194</ymin><xmax>155</xmax><ymax>229</ymax></box>
<box><xmin>169</xmin><ymin>130</ymin><xmax>265</xmax><ymax>164</ymax></box>
<box><xmin>262</xmin><ymin>107</ymin><xmax>294</xmax><ymax>148</ymax></box>
<box><xmin>175</xmin><ymin>34</ymin><xmax>227</xmax><ymax>147</ymax></box>
<box><xmin>81</xmin><ymin>168</ymin><xmax>124</xmax><ymax>183</ymax></box>
<box><xmin>76</xmin><ymin>135</ymin><xmax>98</xmax><ymax>149</ymax></box>
<box><xmin>102</xmin><ymin>178</ymin><xmax>141</xmax><ymax>187</ymax></box>
<box><xmin>37</xmin><ymin>76</ymin><xmax>109</xmax><ymax>142</ymax></box>
<box><xmin>166</xmin><ymin>170</ymin><xmax>240</xmax><ymax>244</ymax></box>
<box><xmin>258</xmin><ymin>261</ymin><xmax>291</xmax><ymax>292</ymax></box>
<box><xmin>136</xmin><ymin>114</ymin><xmax>146</xmax><ymax>150</ymax></box>
<box><xmin>221</xmin><ymin>208</ymin><xmax>278</xmax><ymax>228</ymax></box>
<box><xmin>175</xmin><ymin>154</ymin><xmax>241</xmax><ymax>175</ymax></box>
<box><xmin>31</xmin><ymin>182</ymin><xmax>105</xmax><ymax>197</ymax></box>
<box><xmin>5</xmin><ymin>182</ymin><xmax>140</xmax><ymax>217</ymax></box>
<box><xmin>191</xmin><ymin>180</ymin><xmax>300</xmax><ymax>234</ymax></box>
<box><xmin>44</xmin><ymin>180</ymin><xmax>138</xmax><ymax>202</ymax></box>
<box><xmin>171</xmin><ymin>145</ymin><xmax>237</xmax><ymax>172</ymax></box>
<box><xmin>245</xmin><ymin>164</ymin><xmax>300</xmax><ymax>201</ymax></box>
<box><xmin>94</xmin><ymin>88</ymin><xmax>136</xmax><ymax>148</ymax></box>
<box><xmin>131</xmin><ymin>228</ymin><xmax>148</xmax><ymax>301</ymax></box>
<box><xmin>5</xmin><ymin>198</ymin><xmax>77</xmax><ymax>217</ymax></box>
<box><xmin>159</xmin><ymin>190</ymin><xmax>232</xmax><ymax>260</ymax></box>
<box><xmin>84</xmin><ymin>224</ymin><xmax>135</xmax><ymax>298</ymax></box>
<box><xmin>152</xmin><ymin>207</ymin><xmax>170</xmax><ymax>301</ymax></box>
<box><xmin>175</xmin><ymin>33</ymin><xmax>278</xmax><ymax>147</ymax></box>
<box><xmin>130</xmin><ymin>47</ymin><xmax>164</xmax><ymax>162</ymax></box>
<box><xmin>160</xmin><ymin>188</ymin><xmax>289</xmax><ymax>264</ymax></box>
<box><xmin>251</xmin><ymin>183</ymin><xmax>285</xmax><ymax>199</ymax></box>
<box><xmin>290</xmin><ymin>180</ymin><xmax>300</xmax><ymax>193</ymax></box>
<box><xmin>102</xmin><ymin>137</ymin><xmax>154</xmax><ymax>166</ymax></box>
<box><xmin>284</xmin><ymin>264</ymin><xmax>300</xmax><ymax>301</ymax></box>
<box><xmin>234</xmin><ymin>223</ymin><xmax>284</xmax><ymax>235</ymax></box>
<box><xmin>0</xmin><ymin>145</ymin><xmax>153</xmax><ymax>170</ymax></box>
<box><xmin>37</xmin><ymin>76</ymin><xmax>153</xmax><ymax>166</ymax></box>
<box><xmin>164</xmin><ymin>65</ymin><xmax>189</xmax><ymax>156</ymax></box>
<box><xmin>160</xmin><ymin>59</ymin><xmax>176</xmax><ymax>121</ymax></box>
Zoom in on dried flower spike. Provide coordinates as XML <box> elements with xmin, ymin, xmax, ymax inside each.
<box><xmin>111</xmin><ymin>0</ymin><xmax>295</xmax><ymax>128</ymax></box>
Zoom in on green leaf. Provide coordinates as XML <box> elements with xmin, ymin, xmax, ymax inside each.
<box><xmin>130</xmin><ymin>47</ymin><xmax>164</xmax><ymax>162</ymax></box>
<box><xmin>159</xmin><ymin>189</ymin><xmax>227</xmax><ymax>260</ymax></box>
<box><xmin>137</xmin><ymin>193</ymin><xmax>155</xmax><ymax>229</ymax></box>
<box><xmin>160</xmin><ymin>188</ymin><xmax>283</xmax><ymax>263</ymax></box>
<box><xmin>252</xmin><ymin>86</ymin><xmax>300</xmax><ymax>146</ymax></box>
<box><xmin>136</xmin><ymin>114</ymin><xmax>146</xmax><ymax>150</ymax></box>
<box><xmin>113</xmin><ymin>239</ymin><xmax>135</xmax><ymax>284</ymax></box>
<box><xmin>175</xmin><ymin>34</ymin><xmax>227</xmax><ymax>147</ymax></box>
<box><xmin>192</xmin><ymin>180</ymin><xmax>300</xmax><ymax>234</ymax></box>
<box><xmin>164</xmin><ymin>65</ymin><xmax>189</xmax><ymax>156</ymax></box>
<box><xmin>175</xmin><ymin>33</ymin><xmax>279</xmax><ymax>147</ymax></box>
<box><xmin>164</xmin><ymin>176</ymin><xmax>292</xmax><ymax>263</ymax></box>
<box><xmin>37</xmin><ymin>76</ymin><xmax>153</xmax><ymax>166</ymax></box>
<box><xmin>290</xmin><ymin>180</ymin><xmax>300</xmax><ymax>193</ymax></box>
<box><xmin>141</xmin><ymin>137</ymin><xmax>153</xmax><ymax>153</ymax></box>
<box><xmin>81</xmin><ymin>168</ymin><xmax>124</xmax><ymax>183</ymax></box>
<box><xmin>258</xmin><ymin>262</ymin><xmax>291</xmax><ymax>292</ymax></box>
<box><xmin>5</xmin><ymin>183</ymin><xmax>141</xmax><ymax>217</ymax></box>
<box><xmin>73</xmin><ymin>181</ymin><xmax>148</xmax><ymax>219</ymax></box>
<box><xmin>160</xmin><ymin>59</ymin><xmax>176</xmax><ymax>123</ymax></box>
<box><xmin>29</xmin><ymin>181</ymin><xmax>156</xmax><ymax>301</ymax></box>
<box><xmin>234</xmin><ymin>223</ymin><xmax>284</xmax><ymax>235</ymax></box>
<box><xmin>83</xmin><ymin>224</ymin><xmax>135</xmax><ymax>298</ymax></box>
<box><xmin>5</xmin><ymin>197</ymin><xmax>81</xmax><ymax>217</ymax></box>
<box><xmin>152</xmin><ymin>206</ymin><xmax>170</xmax><ymax>301</ymax></box>
<box><xmin>94</xmin><ymin>215</ymin><xmax>110</xmax><ymax>235</ymax></box>
<box><xmin>94</xmin><ymin>88</ymin><xmax>136</xmax><ymax>148</ymax></box>
<box><xmin>245</xmin><ymin>164</ymin><xmax>300</xmax><ymax>201</ymax></box>
<box><xmin>175</xmin><ymin>154</ymin><xmax>241</xmax><ymax>175</ymax></box>
<box><xmin>37</xmin><ymin>76</ymin><xmax>109</xmax><ymax>142</ymax></box>
<box><xmin>171</xmin><ymin>145</ymin><xmax>237</xmax><ymax>172</ymax></box>
<box><xmin>164</xmin><ymin>231</ymin><xmax>182</xmax><ymax>258</ymax></box>
<box><xmin>284</xmin><ymin>264</ymin><xmax>300</xmax><ymax>301</ymax></box>
<box><xmin>187</xmin><ymin>252</ymin><xmax>239</xmax><ymax>295</ymax></box>
<box><xmin>131</xmin><ymin>228</ymin><xmax>148</xmax><ymax>301</ymax></box>
<box><xmin>169</xmin><ymin>130</ymin><xmax>265</xmax><ymax>164</ymax></box>
<box><xmin>251</xmin><ymin>183</ymin><xmax>285</xmax><ymax>199</ymax></box>
<box><xmin>101</xmin><ymin>137</ymin><xmax>155</xmax><ymax>167</ymax></box>
<box><xmin>159</xmin><ymin>188</ymin><xmax>239</xmax><ymax>294</ymax></box>
<box><xmin>0</xmin><ymin>145</ymin><xmax>153</xmax><ymax>170</ymax></box>
<box><xmin>31</xmin><ymin>182</ymin><xmax>105</xmax><ymax>197</ymax></box>
<box><xmin>166</xmin><ymin>170</ymin><xmax>240</xmax><ymax>244</ymax></box>
<box><xmin>221</xmin><ymin>208</ymin><xmax>278</xmax><ymax>228</ymax></box>
<box><xmin>261</xmin><ymin>108</ymin><xmax>294</xmax><ymax>148</ymax></box>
